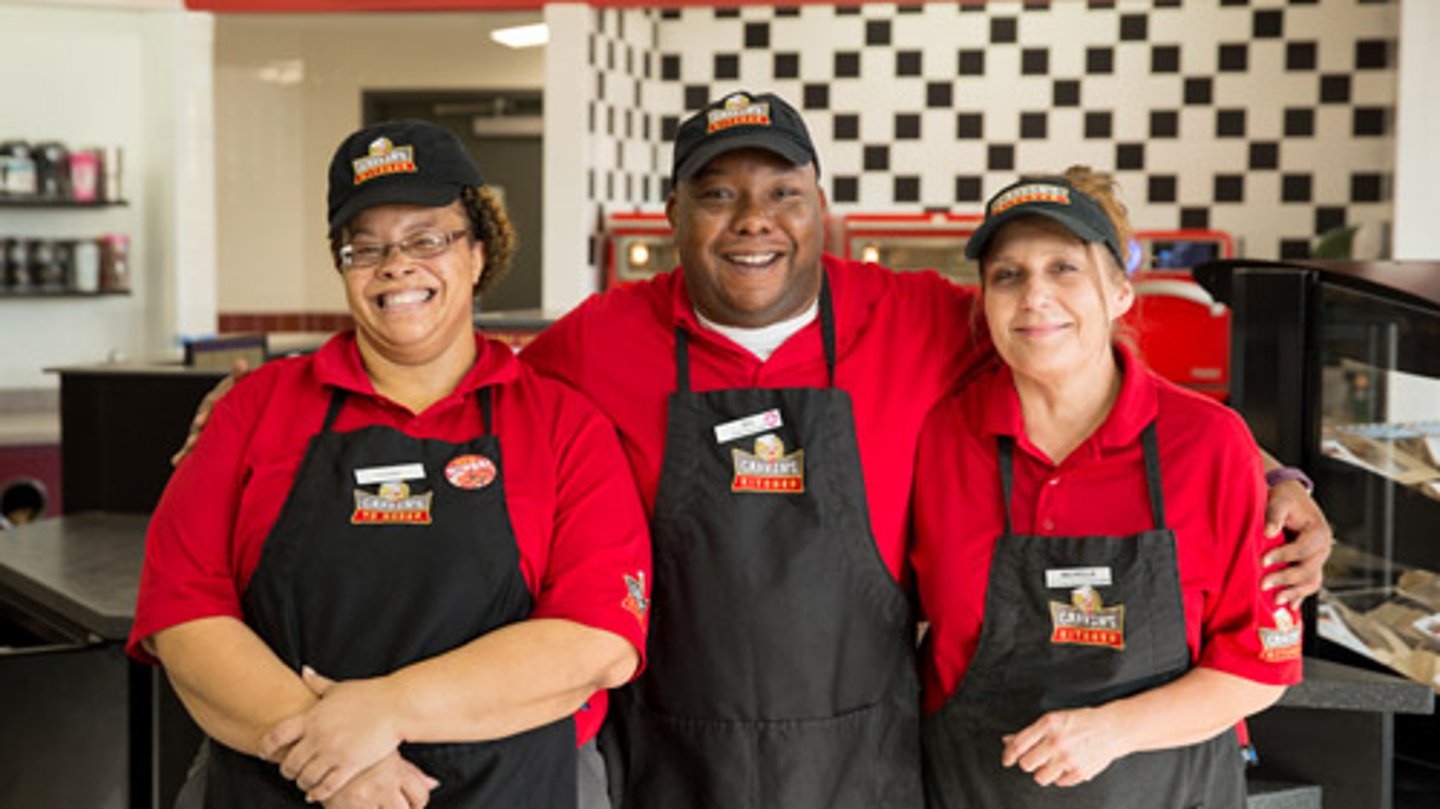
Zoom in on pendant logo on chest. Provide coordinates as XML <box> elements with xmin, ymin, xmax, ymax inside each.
<box><xmin>731</xmin><ymin>433</ymin><xmax>805</xmax><ymax>494</ymax></box>
<box><xmin>1049</xmin><ymin>585</ymin><xmax>1126</xmax><ymax>649</ymax></box>
<box><xmin>351</xmin><ymin>480</ymin><xmax>434</xmax><ymax>525</ymax></box>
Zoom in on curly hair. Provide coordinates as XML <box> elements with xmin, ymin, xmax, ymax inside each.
<box><xmin>328</xmin><ymin>184</ymin><xmax>518</xmax><ymax>295</ymax></box>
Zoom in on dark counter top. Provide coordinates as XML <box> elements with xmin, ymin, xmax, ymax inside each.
<box><xmin>1277</xmin><ymin>656</ymin><xmax>1434</xmax><ymax>715</ymax></box>
<box><xmin>0</xmin><ymin>512</ymin><xmax>146</xmax><ymax>641</ymax></box>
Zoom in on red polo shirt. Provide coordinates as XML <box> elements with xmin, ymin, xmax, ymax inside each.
<box><xmin>521</xmin><ymin>255</ymin><xmax>992</xmax><ymax>582</ymax></box>
<box><xmin>911</xmin><ymin>344</ymin><xmax>1303</xmax><ymax>714</ymax></box>
<box><xmin>127</xmin><ymin>331</ymin><xmax>651</xmax><ymax>745</ymax></box>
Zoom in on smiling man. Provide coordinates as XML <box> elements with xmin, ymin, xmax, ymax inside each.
<box><xmin>521</xmin><ymin>90</ymin><xmax>1334</xmax><ymax>809</ymax></box>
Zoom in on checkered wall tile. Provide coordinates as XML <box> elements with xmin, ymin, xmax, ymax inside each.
<box><xmin>578</xmin><ymin>0</ymin><xmax>1398</xmax><ymax>264</ymax></box>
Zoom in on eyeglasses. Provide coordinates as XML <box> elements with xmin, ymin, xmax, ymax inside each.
<box><xmin>339</xmin><ymin>229</ymin><xmax>471</xmax><ymax>271</ymax></box>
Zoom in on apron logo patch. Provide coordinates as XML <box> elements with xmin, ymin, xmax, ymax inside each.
<box><xmin>1049</xmin><ymin>585</ymin><xmax>1125</xmax><ymax>649</ymax></box>
<box><xmin>731</xmin><ymin>433</ymin><xmax>805</xmax><ymax>494</ymax></box>
<box><xmin>1259</xmin><ymin>606</ymin><xmax>1302</xmax><ymax>662</ymax></box>
<box><xmin>621</xmin><ymin>571</ymin><xmax>649</xmax><ymax>626</ymax></box>
<box><xmin>351</xmin><ymin>480</ymin><xmax>434</xmax><ymax>525</ymax></box>
<box><xmin>445</xmin><ymin>454</ymin><xmax>497</xmax><ymax>490</ymax></box>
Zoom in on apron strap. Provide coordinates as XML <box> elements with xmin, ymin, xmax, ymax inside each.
<box><xmin>997</xmin><ymin>435</ymin><xmax>1016</xmax><ymax>537</ymax></box>
<box><xmin>1140</xmin><ymin>421</ymin><xmax>1166</xmax><ymax>531</ymax></box>
<box><xmin>672</xmin><ymin>270</ymin><xmax>839</xmax><ymax>392</ymax></box>
<box><xmin>479</xmin><ymin>385</ymin><xmax>494</xmax><ymax>436</ymax></box>
<box><xmin>321</xmin><ymin>388</ymin><xmax>347</xmax><ymax>432</ymax></box>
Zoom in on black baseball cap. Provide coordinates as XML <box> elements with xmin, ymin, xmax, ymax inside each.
<box><xmin>671</xmin><ymin>91</ymin><xmax>820</xmax><ymax>184</ymax></box>
<box><xmin>327</xmin><ymin>120</ymin><xmax>483</xmax><ymax>235</ymax></box>
<box><xmin>965</xmin><ymin>177</ymin><xmax>1124</xmax><ymax>266</ymax></box>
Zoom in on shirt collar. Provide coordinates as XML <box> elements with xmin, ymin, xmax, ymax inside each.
<box><xmin>313</xmin><ymin>330</ymin><xmax>519</xmax><ymax>399</ymax></box>
<box><xmin>976</xmin><ymin>340</ymin><xmax>1159</xmax><ymax>461</ymax></box>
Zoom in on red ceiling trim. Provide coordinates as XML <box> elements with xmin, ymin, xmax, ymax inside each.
<box><xmin>184</xmin><ymin>0</ymin><xmax>976</xmax><ymax>12</ymax></box>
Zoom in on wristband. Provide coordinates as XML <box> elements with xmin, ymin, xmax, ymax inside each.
<box><xmin>1266</xmin><ymin>466</ymin><xmax>1314</xmax><ymax>495</ymax></box>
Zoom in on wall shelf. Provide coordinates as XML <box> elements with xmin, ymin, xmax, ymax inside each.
<box><xmin>0</xmin><ymin>198</ymin><xmax>128</xmax><ymax>209</ymax></box>
<box><xmin>0</xmin><ymin>290</ymin><xmax>129</xmax><ymax>299</ymax></box>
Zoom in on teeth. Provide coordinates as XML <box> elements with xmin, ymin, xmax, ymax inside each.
<box><xmin>728</xmin><ymin>253</ymin><xmax>779</xmax><ymax>267</ymax></box>
<box><xmin>380</xmin><ymin>289</ymin><xmax>432</xmax><ymax>308</ymax></box>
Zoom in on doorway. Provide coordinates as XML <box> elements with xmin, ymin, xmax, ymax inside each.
<box><xmin>364</xmin><ymin>90</ymin><xmax>543</xmax><ymax>313</ymax></box>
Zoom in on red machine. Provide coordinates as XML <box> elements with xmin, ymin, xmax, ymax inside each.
<box><xmin>602</xmin><ymin>212</ymin><xmax>679</xmax><ymax>290</ymax></box>
<box><xmin>841</xmin><ymin>211</ymin><xmax>984</xmax><ymax>283</ymax></box>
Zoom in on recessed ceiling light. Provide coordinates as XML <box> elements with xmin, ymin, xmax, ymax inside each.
<box><xmin>490</xmin><ymin>23</ymin><xmax>548</xmax><ymax>49</ymax></box>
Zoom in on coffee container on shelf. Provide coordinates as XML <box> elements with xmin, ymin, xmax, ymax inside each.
<box><xmin>69</xmin><ymin>149</ymin><xmax>101</xmax><ymax>203</ymax></box>
<box><xmin>72</xmin><ymin>239</ymin><xmax>100</xmax><ymax>292</ymax></box>
<box><xmin>0</xmin><ymin>141</ymin><xmax>37</xmax><ymax>197</ymax></box>
<box><xmin>101</xmin><ymin>146</ymin><xmax>124</xmax><ymax>203</ymax></box>
<box><xmin>99</xmin><ymin>233</ymin><xmax>130</xmax><ymax>292</ymax></box>
<box><xmin>33</xmin><ymin>142</ymin><xmax>70</xmax><ymax>200</ymax></box>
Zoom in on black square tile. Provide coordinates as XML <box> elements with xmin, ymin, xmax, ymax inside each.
<box><xmin>1355</xmin><ymin>39</ymin><xmax>1391</xmax><ymax>69</ymax></box>
<box><xmin>1279</xmin><ymin>239</ymin><xmax>1310</xmax><ymax>259</ymax></box>
<box><xmin>1214</xmin><ymin>174</ymin><xmax>1245</xmax><ymax>203</ymax></box>
<box><xmin>988</xmin><ymin>144</ymin><xmax>1015</xmax><ymax>171</ymax></box>
<box><xmin>1148</xmin><ymin>175</ymin><xmax>1177</xmax><ymax>203</ymax></box>
<box><xmin>1185</xmin><ymin>77</ymin><xmax>1213</xmax><ymax>105</ymax></box>
<box><xmin>832</xmin><ymin>176</ymin><xmax>859</xmax><ymax>204</ymax></box>
<box><xmin>895</xmin><ymin>113</ymin><xmax>922</xmax><ymax>140</ymax></box>
<box><xmin>1249</xmin><ymin>141</ymin><xmax>1280</xmax><ymax>170</ymax></box>
<box><xmin>1350</xmin><ymin>173</ymin><xmax>1384</xmax><ymax>203</ymax></box>
<box><xmin>867</xmin><ymin>20</ymin><xmax>892</xmax><ymax>46</ymax></box>
<box><xmin>864</xmin><ymin>145</ymin><xmax>890</xmax><ymax>171</ymax></box>
<box><xmin>1087</xmin><ymin>46</ymin><xmax>1114</xmax><ymax>75</ymax></box>
<box><xmin>660</xmin><ymin>9</ymin><xmax>680</xmax><ymax>19</ymax></box>
<box><xmin>1053</xmin><ymin>79</ymin><xmax>1081</xmax><ymax>107</ymax></box>
<box><xmin>1152</xmin><ymin>45</ymin><xmax>1181</xmax><ymax>73</ymax></box>
<box><xmin>1022</xmin><ymin>0</ymin><xmax>1051</xmax><ymax>9</ymax></box>
<box><xmin>1089</xmin><ymin>0</ymin><xmax>1117</xmax><ymax>8</ymax></box>
<box><xmin>586</xmin><ymin>102</ymin><xmax>595</xmax><ymax>135</ymax></box>
<box><xmin>1320</xmin><ymin>74</ymin><xmax>1351</xmax><ymax>103</ymax></box>
<box><xmin>661</xmin><ymin>54</ymin><xmax>680</xmax><ymax>81</ymax></box>
<box><xmin>803</xmin><ymin>84</ymin><xmax>829</xmax><ymax>110</ymax></box>
<box><xmin>714</xmin><ymin>54</ymin><xmax>739</xmax><ymax>80</ymax></box>
<box><xmin>1315</xmin><ymin>206</ymin><xmax>1347</xmax><ymax>234</ymax></box>
<box><xmin>1116</xmin><ymin>143</ymin><xmax>1145</xmax><ymax>171</ymax></box>
<box><xmin>1254</xmin><ymin>9</ymin><xmax>1283</xmax><ymax>38</ymax></box>
<box><xmin>1086</xmin><ymin>111</ymin><xmax>1113</xmax><ymax>139</ymax></box>
<box><xmin>1216</xmin><ymin>108</ymin><xmax>1246</xmax><ymax>138</ymax></box>
<box><xmin>1287</xmin><ymin>41</ymin><xmax>1317</xmax><ymax>71</ymax></box>
<box><xmin>1150</xmin><ymin>110</ymin><xmax>1179</xmax><ymax>138</ymax></box>
<box><xmin>835</xmin><ymin>5</ymin><xmax>861</xmax><ymax>15</ymax></box>
<box><xmin>956</xmin><ymin>175</ymin><xmax>984</xmax><ymax>203</ymax></box>
<box><xmin>928</xmin><ymin>81</ymin><xmax>954</xmax><ymax>108</ymax></box>
<box><xmin>957</xmin><ymin>112</ymin><xmax>984</xmax><ymax>139</ymax></box>
<box><xmin>1282</xmin><ymin>173</ymin><xmax>1312</xmax><ymax>202</ymax></box>
<box><xmin>1284</xmin><ymin>107</ymin><xmax>1315</xmax><ymax>137</ymax></box>
<box><xmin>833</xmin><ymin>114</ymin><xmax>860</xmax><ymax>141</ymax></box>
<box><xmin>1180</xmin><ymin>207</ymin><xmax>1210</xmax><ymax>230</ymax></box>
<box><xmin>1155</xmin><ymin>0</ymin><xmax>1181</xmax><ymax>6</ymax></box>
<box><xmin>596</xmin><ymin>72</ymin><xmax>606</xmax><ymax>102</ymax></box>
<box><xmin>1219</xmin><ymin>43</ymin><xmax>1248</xmax><ymax>71</ymax></box>
<box><xmin>1222</xmin><ymin>0</ymin><xmax>1250</xmax><ymax>5</ymax></box>
<box><xmin>744</xmin><ymin>22</ymin><xmax>769</xmax><ymax>48</ymax></box>
<box><xmin>715</xmin><ymin>8</ymin><xmax>740</xmax><ymax>19</ymax></box>
<box><xmin>894</xmin><ymin>176</ymin><xmax>921</xmax><ymax>204</ymax></box>
<box><xmin>835</xmin><ymin>52</ymin><xmax>861</xmax><ymax>78</ymax></box>
<box><xmin>683</xmin><ymin>84</ymin><xmax>710</xmax><ymax>111</ymax></box>
<box><xmin>991</xmin><ymin>17</ymin><xmax>1018</xmax><ymax>44</ymax></box>
<box><xmin>1120</xmin><ymin>13</ymin><xmax>1148</xmax><ymax>41</ymax></box>
<box><xmin>774</xmin><ymin>52</ymin><xmax>800</xmax><ymax>80</ymax></box>
<box><xmin>897</xmin><ymin>50</ymin><xmax>923</xmax><ymax>77</ymax></box>
<box><xmin>661</xmin><ymin>115</ymin><xmax>679</xmax><ymax>142</ymax></box>
<box><xmin>1353</xmin><ymin>107</ymin><xmax>1388</xmax><ymax>136</ymax></box>
<box><xmin>1022</xmin><ymin>48</ymin><xmax>1050</xmax><ymax>75</ymax></box>
<box><xmin>898</xmin><ymin>4</ymin><xmax>926</xmax><ymax>12</ymax></box>
<box><xmin>775</xmin><ymin>6</ymin><xmax>801</xmax><ymax>17</ymax></box>
<box><xmin>1020</xmin><ymin>112</ymin><xmax>1048</xmax><ymax>139</ymax></box>
<box><xmin>959</xmin><ymin>49</ymin><xmax>986</xmax><ymax>76</ymax></box>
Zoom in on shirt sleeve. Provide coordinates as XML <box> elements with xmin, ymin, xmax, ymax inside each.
<box><xmin>527</xmin><ymin>383</ymin><xmax>652</xmax><ymax>674</ymax></box>
<box><xmin>125</xmin><ymin>370</ymin><xmax>270</xmax><ymax>664</ymax></box>
<box><xmin>1194</xmin><ymin>409</ymin><xmax>1304</xmax><ymax>686</ymax></box>
<box><xmin>521</xmin><ymin>298</ymin><xmax>592</xmax><ymax>394</ymax></box>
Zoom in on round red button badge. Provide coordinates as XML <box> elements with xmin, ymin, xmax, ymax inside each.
<box><xmin>445</xmin><ymin>454</ymin><xmax>497</xmax><ymax>490</ymax></box>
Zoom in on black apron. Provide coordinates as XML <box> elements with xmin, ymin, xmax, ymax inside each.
<box><xmin>206</xmin><ymin>386</ymin><xmax>576</xmax><ymax>808</ymax></box>
<box><xmin>922</xmin><ymin>423</ymin><xmax>1245</xmax><ymax>809</ymax></box>
<box><xmin>603</xmin><ymin>279</ymin><xmax>923</xmax><ymax>809</ymax></box>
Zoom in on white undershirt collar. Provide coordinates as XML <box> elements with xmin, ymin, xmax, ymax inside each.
<box><xmin>695</xmin><ymin>299</ymin><xmax>820</xmax><ymax>362</ymax></box>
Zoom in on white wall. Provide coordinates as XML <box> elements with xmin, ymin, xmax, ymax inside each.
<box><xmin>1391</xmin><ymin>0</ymin><xmax>1440</xmax><ymax>261</ymax></box>
<box><xmin>0</xmin><ymin>4</ymin><xmax>213</xmax><ymax>390</ymax></box>
<box><xmin>214</xmin><ymin>12</ymin><xmax>545</xmax><ymax>315</ymax></box>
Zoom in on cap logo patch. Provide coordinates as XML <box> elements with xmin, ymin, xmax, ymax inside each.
<box><xmin>352</xmin><ymin>136</ymin><xmax>417</xmax><ymax>186</ymax></box>
<box><xmin>731</xmin><ymin>433</ymin><xmax>804</xmax><ymax>493</ymax></box>
<box><xmin>989</xmin><ymin>183</ymin><xmax>1071</xmax><ymax>216</ymax></box>
<box><xmin>1049</xmin><ymin>585</ymin><xmax>1125</xmax><ymax>649</ymax></box>
<box><xmin>707</xmin><ymin>94</ymin><xmax>771</xmax><ymax>134</ymax></box>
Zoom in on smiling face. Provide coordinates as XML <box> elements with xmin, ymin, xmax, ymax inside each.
<box><xmin>339</xmin><ymin>201</ymin><xmax>482</xmax><ymax>366</ymax></box>
<box><xmin>667</xmin><ymin>148</ymin><xmax>827</xmax><ymax>328</ymax></box>
<box><xmin>980</xmin><ymin>217</ymin><xmax>1134</xmax><ymax>385</ymax></box>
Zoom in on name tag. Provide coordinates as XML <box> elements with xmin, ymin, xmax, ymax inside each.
<box><xmin>714</xmin><ymin>408</ymin><xmax>783</xmax><ymax>444</ymax></box>
<box><xmin>355</xmin><ymin>463</ymin><xmax>426</xmax><ymax>485</ymax></box>
<box><xmin>1045</xmin><ymin>566</ymin><xmax>1112</xmax><ymax>589</ymax></box>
